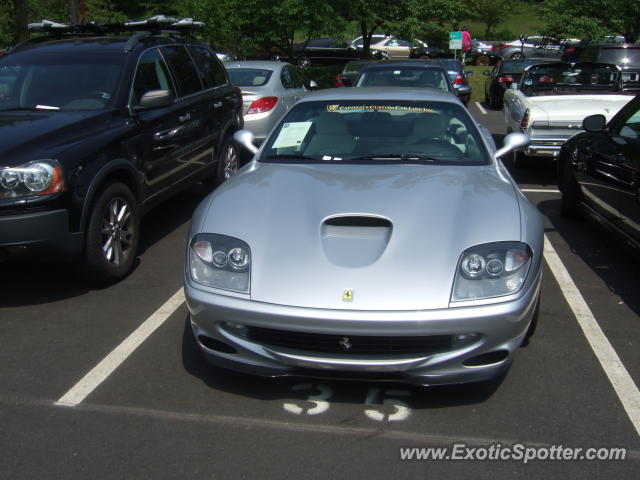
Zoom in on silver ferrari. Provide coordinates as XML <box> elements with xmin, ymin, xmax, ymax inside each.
<box><xmin>184</xmin><ymin>88</ymin><xmax>543</xmax><ymax>386</ymax></box>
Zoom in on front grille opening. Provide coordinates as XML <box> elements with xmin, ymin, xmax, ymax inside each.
<box><xmin>323</xmin><ymin>216</ymin><xmax>391</xmax><ymax>228</ymax></box>
<box><xmin>463</xmin><ymin>350</ymin><xmax>509</xmax><ymax>366</ymax></box>
<box><xmin>246</xmin><ymin>326</ymin><xmax>455</xmax><ymax>356</ymax></box>
<box><xmin>197</xmin><ymin>335</ymin><xmax>237</xmax><ymax>354</ymax></box>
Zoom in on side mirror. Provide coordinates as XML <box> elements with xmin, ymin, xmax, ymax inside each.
<box><xmin>583</xmin><ymin>114</ymin><xmax>606</xmax><ymax>133</ymax></box>
<box><xmin>233</xmin><ymin>129</ymin><xmax>258</xmax><ymax>155</ymax></box>
<box><xmin>136</xmin><ymin>89</ymin><xmax>173</xmax><ymax>110</ymax></box>
<box><xmin>495</xmin><ymin>132</ymin><xmax>529</xmax><ymax>159</ymax></box>
<box><xmin>307</xmin><ymin>80</ymin><xmax>319</xmax><ymax>90</ymax></box>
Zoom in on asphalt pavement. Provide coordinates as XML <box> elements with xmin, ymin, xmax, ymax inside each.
<box><xmin>0</xmin><ymin>102</ymin><xmax>638</xmax><ymax>479</ymax></box>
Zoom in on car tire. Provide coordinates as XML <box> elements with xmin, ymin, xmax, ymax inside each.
<box><xmin>215</xmin><ymin>136</ymin><xmax>240</xmax><ymax>187</ymax></box>
<box><xmin>83</xmin><ymin>182</ymin><xmax>139</xmax><ymax>284</ymax></box>
<box><xmin>475</xmin><ymin>55</ymin><xmax>490</xmax><ymax>66</ymax></box>
<box><xmin>511</xmin><ymin>51</ymin><xmax>524</xmax><ymax>59</ymax></box>
<box><xmin>560</xmin><ymin>160</ymin><xmax>582</xmax><ymax>218</ymax></box>
<box><xmin>297</xmin><ymin>55</ymin><xmax>310</xmax><ymax>69</ymax></box>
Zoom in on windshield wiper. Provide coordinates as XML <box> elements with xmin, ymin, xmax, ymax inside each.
<box><xmin>347</xmin><ymin>154</ymin><xmax>445</xmax><ymax>163</ymax></box>
<box><xmin>265</xmin><ymin>154</ymin><xmax>325</xmax><ymax>162</ymax></box>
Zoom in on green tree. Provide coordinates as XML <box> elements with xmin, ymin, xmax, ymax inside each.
<box><xmin>542</xmin><ymin>0</ymin><xmax>640</xmax><ymax>42</ymax></box>
<box><xmin>466</xmin><ymin>0</ymin><xmax>511</xmax><ymax>38</ymax></box>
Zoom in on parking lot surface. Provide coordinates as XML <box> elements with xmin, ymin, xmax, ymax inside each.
<box><xmin>1</xmin><ymin>104</ymin><xmax>638</xmax><ymax>479</ymax></box>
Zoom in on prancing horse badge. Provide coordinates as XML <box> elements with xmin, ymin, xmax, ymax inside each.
<box><xmin>343</xmin><ymin>289</ymin><xmax>353</xmax><ymax>302</ymax></box>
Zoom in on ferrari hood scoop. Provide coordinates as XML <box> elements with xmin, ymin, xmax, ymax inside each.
<box><xmin>320</xmin><ymin>216</ymin><xmax>392</xmax><ymax>267</ymax></box>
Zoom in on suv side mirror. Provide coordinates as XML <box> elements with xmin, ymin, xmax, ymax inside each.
<box><xmin>307</xmin><ymin>80</ymin><xmax>319</xmax><ymax>90</ymax></box>
<box><xmin>583</xmin><ymin>114</ymin><xmax>606</xmax><ymax>133</ymax></box>
<box><xmin>136</xmin><ymin>89</ymin><xmax>173</xmax><ymax>110</ymax></box>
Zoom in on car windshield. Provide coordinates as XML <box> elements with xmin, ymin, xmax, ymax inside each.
<box><xmin>598</xmin><ymin>48</ymin><xmax>640</xmax><ymax>66</ymax></box>
<box><xmin>502</xmin><ymin>61</ymin><xmax>543</xmax><ymax>75</ymax></box>
<box><xmin>356</xmin><ymin>67</ymin><xmax>450</xmax><ymax>92</ymax></box>
<box><xmin>261</xmin><ymin>100</ymin><xmax>490</xmax><ymax>165</ymax></box>
<box><xmin>227</xmin><ymin>68</ymin><xmax>273</xmax><ymax>87</ymax></box>
<box><xmin>521</xmin><ymin>63</ymin><xmax>620</xmax><ymax>95</ymax></box>
<box><xmin>0</xmin><ymin>52</ymin><xmax>123</xmax><ymax>111</ymax></box>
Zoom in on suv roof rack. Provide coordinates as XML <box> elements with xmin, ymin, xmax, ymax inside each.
<box><xmin>19</xmin><ymin>15</ymin><xmax>205</xmax><ymax>52</ymax></box>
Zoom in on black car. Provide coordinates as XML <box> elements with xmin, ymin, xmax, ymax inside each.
<box><xmin>409</xmin><ymin>40</ymin><xmax>447</xmax><ymax>60</ymax></box>
<box><xmin>558</xmin><ymin>95</ymin><xmax>640</xmax><ymax>249</ymax></box>
<box><xmin>335</xmin><ymin>60</ymin><xmax>373</xmax><ymax>87</ymax></box>
<box><xmin>483</xmin><ymin>59</ymin><xmax>552</xmax><ymax>109</ymax></box>
<box><xmin>571</xmin><ymin>44</ymin><xmax>640</xmax><ymax>92</ymax></box>
<box><xmin>280</xmin><ymin>37</ymin><xmax>386</xmax><ymax>69</ymax></box>
<box><xmin>464</xmin><ymin>39</ymin><xmax>500</xmax><ymax>66</ymax></box>
<box><xmin>0</xmin><ymin>16</ymin><xmax>243</xmax><ymax>282</ymax></box>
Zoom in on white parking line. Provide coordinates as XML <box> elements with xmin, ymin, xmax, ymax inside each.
<box><xmin>543</xmin><ymin>235</ymin><xmax>640</xmax><ymax>438</ymax></box>
<box><xmin>55</xmin><ymin>288</ymin><xmax>185</xmax><ymax>407</ymax></box>
<box><xmin>475</xmin><ymin>102</ymin><xmax>487</xmax><ymax>115</ymax></box>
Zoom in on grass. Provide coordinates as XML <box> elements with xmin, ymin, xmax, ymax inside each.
<box><xmin>464</xmin><ymin>2</ymin><xmax>545</xmax><ymax>40</ymax></box>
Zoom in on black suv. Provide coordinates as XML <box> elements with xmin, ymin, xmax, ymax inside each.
<box><xmin>569</xmin><ymin>43</ymin><xmax>640</xmax><ymax>92</ymax></box>
<box><xmin>0</xmin><ymin>17</ymin><xmax>243</xmax><ymax>282</ymax></box>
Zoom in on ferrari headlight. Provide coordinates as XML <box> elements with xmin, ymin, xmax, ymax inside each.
<box><xmin>0</xmin><ymin>160</ymin><xmax>65</xmax><ymax>199</ymax></box>
<box><xmin>452</xmin><ymin>242</ymin><xmax>532</xmax><ymax>302</ymax></box>
<box><xmin>189</xmin><ymin>234</ymin><xmax>251</xmax><ymax>293</ymax></box>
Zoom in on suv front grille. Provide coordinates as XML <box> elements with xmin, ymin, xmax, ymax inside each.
<box><xmin>245</xmin><ymin>326</ymin><xmax>455</xmax><ymax>355</ymax></box>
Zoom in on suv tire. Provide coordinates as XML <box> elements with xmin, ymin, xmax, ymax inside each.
<box><xmin>83</xmin><ymin>182</ymin><xmax>140</xmax><ymax>283</ymax></box>
<box><xmin>216</xmin><ymin>136</ymin><xmax>240</xmax><ymax>187</ymax></box>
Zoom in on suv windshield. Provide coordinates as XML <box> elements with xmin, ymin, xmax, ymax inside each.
<box><xmin>261</xmin><ymin>100</ymin><xmax>489</xmax><ymax>165</ymax></box>
<box><xmin>356</xmin><ymin>67</ymin><xmax>450</xmax><ymax>91</ymax></box>
<box><xmin>0</xmin><ymin>52</ymin><xmax>123</xmax><ymax>111</ymax></box>
<box><xmin>521</xmin><ymin>62</ymin><xmax>620</xmax><ymax>95</ymax></box>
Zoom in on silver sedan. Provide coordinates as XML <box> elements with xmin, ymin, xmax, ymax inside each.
<box><xmin>225</xmin><ymin>61</ymin><xmax>315</xmax><ymax>144</ymax></box>
<box><xmin>184</xmin><ymin>88</ymin><xmax>543</xmax><ymax>387</ymax></box>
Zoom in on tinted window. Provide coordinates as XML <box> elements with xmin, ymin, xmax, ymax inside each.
<box><xmin>189</xmin><ymin>46</ymin><xmax>227</xmax><ymax>87</ymax></box>
<box><xmin>280</xmin><ymin>67</ymin><xmax>294</xmax><ymax>88</ymax></box>
<box><xmin>132</xmin><ymin>48</ymin><xmax>174</xmax><ymax>105</ymax></box>
<box><xmin>227</xmin><ymin>68</ymin><xmax>273</xmax><ymax>87</ymax></box>
<box><xmin>161</xmin><ymin>45</ymin><xmax>203</xmax><ymax>96</ymax></box>
<box><xmin>598</xmin><ymin>48</ymin><xmax>640</xmax><ymax>65</ymax></box>
<box><xmin>0</xmin><ymin>52</ymin><xmax>123</xmax><ymax>111</ymax></box>
<box><xmin>289</xmin><ymin>66</ymin><xmax>306</xmax><ymax>88</ymax></box>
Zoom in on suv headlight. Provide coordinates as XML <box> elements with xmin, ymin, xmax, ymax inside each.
<box><xmin>452</xmin><ymin>242</ymin><xmax>532</xmax><ymax>302</ymax></box>
<box><xmin>189</xmin><ymin>233</ymin><xmax>251</xmax><ymax>294</ymax></box>
<box><xmin>0</xmin><ymin>160</ymin><xmax>65</xmax><ymax>199</ymax></box>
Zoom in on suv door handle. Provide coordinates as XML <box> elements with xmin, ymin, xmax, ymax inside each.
<box><xmin>213</xmin><ymin>102</ymin><xmax>223</xmax><ymax>109</ymax></box>
<box><xmin>179</xmin><ymin>113</ymin><xmax>191</xmax><ymax>122</ymax></box>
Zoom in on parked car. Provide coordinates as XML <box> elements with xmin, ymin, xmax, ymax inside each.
<box><xmin>225</xmin><ymin>61</ymin><xmax>316</xmax><ymax>144</ymax></box>
<box><xmin>573</xmin><ymin>44</ymin><xmax>640</xmax><ymax>92</ymax></box>
<box><xmin>185</xmin><ymin>87</ymin><xmax>542</xmax><ymax>386</ymax></box>
<box><xmin>350</xmin><ymin>34</ymin><xmax>392</xmax><ymax>48</ymax></box>
<box><xmin>0</xmin><ymin>16</ymin><xmax>243</xmax><ymax>282</ymax></box>
<box><xmin>353</xmin><ymin>61</ymin><xmax>463</xmax><ymax>101</ymax></box>
<box><xmin>498</xmin><ymin>35</ymin><xmax>569</xmax><ymax>60</ymax></box>
<box><xmin>335</xmin><ymin>59</ymin><xmax>373</xmax><ymax>87</ymax></box>
<box><xmin>503</xmin><ymin>62</ymin><xmax>634</xmax><ymax>166</ymax></box>
<box><xmin>464</xmin><ymin>39</ymin><xmax>500</xmax><ymax>66</ymax></box>
<box><xmin>558</xmin><ymin>95</ymin><xmax>640</xmax><ymax>250</ymax></box>
<box><xmin>483</xmin><ymin>59</ymin><xmax>553</xmax><ymax>109</ymax></box>
<box><xmin>409</xmin><ymin>40</ymin><xmax>447</xmax><ymax>59</ymax></box>
<box><xmin>426</xmin><ymin>58</ymin><xmax>473</xmax><ymax>105</ymax></box>
<box><xmin>278</xmin><ymin>37</ymin><xmax>386</xmax><ymax>69</ymax></box>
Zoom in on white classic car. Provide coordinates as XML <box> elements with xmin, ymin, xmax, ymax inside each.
<box><xmin>503</xmin><ymin>62</ymin><xmax>634</xmax><ymax>164</ymax></box>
